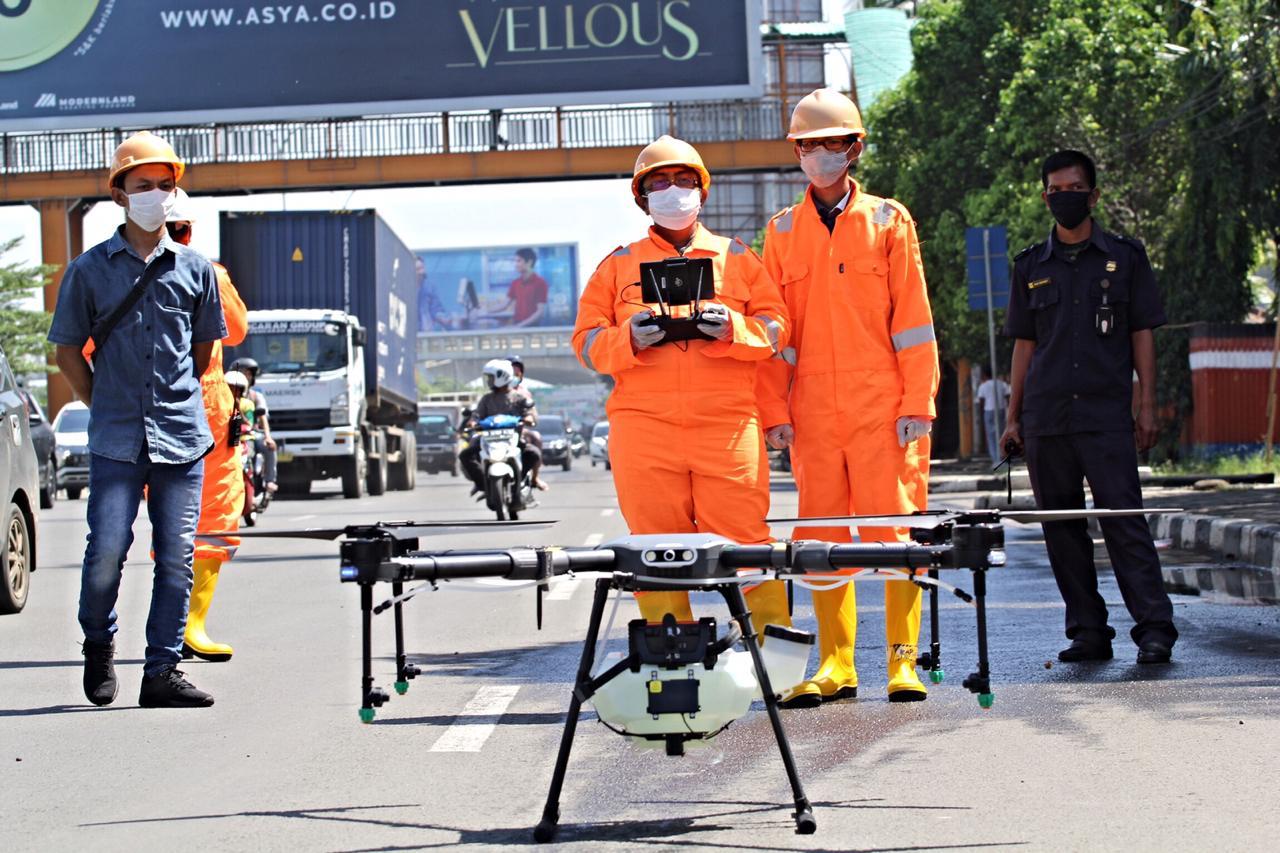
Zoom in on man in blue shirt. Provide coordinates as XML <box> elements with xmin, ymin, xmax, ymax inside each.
<box><xmin>1000</xmin><ymin>149</ymin><xmax>1175</xmax><ymax>666</ymax></box>
<box><xmin>48</xmin><ymin>132</ymin><xmax>227</xmax><ymax>708</ymax></box>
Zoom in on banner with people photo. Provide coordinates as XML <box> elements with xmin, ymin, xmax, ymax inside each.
<box><xmin>416</xmin><ymin>244</ymin><xmax>579</xmax><ymax>334</ymax></box>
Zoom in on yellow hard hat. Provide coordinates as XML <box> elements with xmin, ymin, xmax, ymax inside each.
<box><xmin>631</xmin><ymin>135</ymin><xmax>711</xmax><ymax>199</ymax></box>
<box><xmin>108</xmin><ymin>131</ymin><xmax>185</xmax><ymax>187</ymax></box>
<box><xmin>787</xmin><ymin>89</ymin><xmax>865</xmax><ymax>140</ymax></box>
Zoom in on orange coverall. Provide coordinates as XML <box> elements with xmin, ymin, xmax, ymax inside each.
<box><xmin>759</xmin><ymin>182</ymin><xmax>939</xmax><ymax>695</ymax></box>
<box><xmin>194</xmin><ymin>262</ymin><xmax>248</xmax><ymax>562</ymax></box>
<box><xmin>573</xmin><ymin>224</ymin><xmax>790</xmax><ymax>623</ymax></box>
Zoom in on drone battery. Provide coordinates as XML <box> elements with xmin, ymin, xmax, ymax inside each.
<box><xmin>646</xmin><ymin>675</ymin><xmax>700</xmax><ymax>716</ymax></box>
<box><xmin>639</xmin><ymin>257</ymin><xmax>715</xmax><ymax>306</ymax></box>
<box><xmin>628</xmin><ymin>617</ymin><xmax>715</xmax><ymax>668</ymax></box>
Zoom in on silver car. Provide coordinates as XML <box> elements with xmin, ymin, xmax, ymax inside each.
<box><xmin>0</xmin><ymin>346</ymin><xmax>39</xmax><ymax>614</ymax></box>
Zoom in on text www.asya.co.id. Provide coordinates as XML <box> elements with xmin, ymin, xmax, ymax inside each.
<box><xmin>159</xmin><ymin>2</ymin><xmax>396</xmax><ymax>28</ymax></box>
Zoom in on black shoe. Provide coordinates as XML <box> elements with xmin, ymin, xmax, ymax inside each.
<box><xmin>1136</xmin><ymin>640</ymin><xmax>1172</xmax><ymax>664</ymax></box>
<box><xmin>1057</xmin><ymin>639</ymin><xmax>1113</xmax><ymax>662</ymax></box>
<box><xmin>82</xmin><ymin>639</ymin><xmax>118</xmax><ymax>706</ymax></box>
<box><xmin>138</xmin><ymin>668</ymin><xmax>214</xmax><ymax>708</ymax></box>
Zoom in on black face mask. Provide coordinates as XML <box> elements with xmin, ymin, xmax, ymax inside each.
<box><xmin>1047</xmin><ymin>190</ymin><xmax>1093</xmax><ymax>229</ymax></box>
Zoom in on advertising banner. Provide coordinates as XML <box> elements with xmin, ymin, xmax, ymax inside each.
<box><xmin>0</xmin><ymin>1</ymin><xmax>762</xmax><ymax>132</ymax></box>
<box><xmin>417</xmin><ymin>244</ymin><xmax>579</xmax><ymax>334</ymax></box>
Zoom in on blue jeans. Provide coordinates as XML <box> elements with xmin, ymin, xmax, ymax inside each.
<box><xmin>78</xmin><ymin>450</ymin><xmax>205</xmax><ymax>677</ymax></box>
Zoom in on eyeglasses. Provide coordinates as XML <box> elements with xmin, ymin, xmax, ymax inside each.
<box><xmin>795</xmin><ymin>137</ymin><xmax>857</xmax><ymax>153</ymax></box>
<box><xmin>645</xmin><ymin>175</ymin><xmax>702</xmax><ymax>193</ymax></box>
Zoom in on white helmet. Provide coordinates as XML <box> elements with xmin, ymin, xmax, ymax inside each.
<box><xmin>482</xmin><ymin>358</ymin><xmax>514</xmax><ymax>390</ymax></box>
<box><xmin>166</xmin><ymin>187</ymin><xmax>197</xmax><ymax>223</ymax></box>
<box><xmin>224</xmin><ymin>370</ymin><xmax>249</xmax><ymax>391</ymax></box>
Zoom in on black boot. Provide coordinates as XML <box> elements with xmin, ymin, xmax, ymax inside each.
<box><xmin>82</xmin><ymin>639</ymin><xmax>118</xmax><ymax>706</ymax></box>
<box><xmin>139</xmin><ymin>668</ymin><xmax>214</xmax><ymax>708</ymax></box>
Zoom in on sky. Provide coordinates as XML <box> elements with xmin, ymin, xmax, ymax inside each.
<box><xmin>0</xmin><ymin>1</ymin><xmax>851</xmax><ymax>293</ymax></box>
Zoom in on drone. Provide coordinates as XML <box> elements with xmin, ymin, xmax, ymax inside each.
<box><xmin>227</xmin><ymin>505</ymin><xmax>1177</xmax><ymax>843</ymax></box>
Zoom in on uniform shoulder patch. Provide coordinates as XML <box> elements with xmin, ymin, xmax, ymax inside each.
<box><xmin>1014</xmin><ymin>243</ymin><xmax>1040</xmax><ymax>260</ymax></box>
<box><xmin>591</xmin><ymin>245</ymin><xmax>629</xmax><ymax>275</ymax></box>
<box><xmin>729</xmin><ymin>237</ymin><xmax>759</xmax><ymax>258</ymax></box>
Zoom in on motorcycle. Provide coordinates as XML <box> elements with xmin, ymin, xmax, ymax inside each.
<box><xmin>241</xmin><ymin>432</ymin><xmax>271</xmax><ymax>527</ymax></box>
<box><xmin>474</xmin><ymin>414</ymin><xmax>537</xmax><ymax>521</ymax></box>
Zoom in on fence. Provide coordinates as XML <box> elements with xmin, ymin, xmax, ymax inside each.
<box><xmin>0</xmin><ymin>100</ymin><xmax>787</xmax><ymax>175</ymax></box>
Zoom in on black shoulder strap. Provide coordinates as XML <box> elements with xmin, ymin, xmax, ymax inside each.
<box><xmin>89</xmin><ymin>253</ymin><xmax>169</xmax><ymax>357</ymax></box>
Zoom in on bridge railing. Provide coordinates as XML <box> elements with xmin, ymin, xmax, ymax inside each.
<box><xmin>0</xmin><ymin>100</ymin><xmax>787</xmax><ymax>175</ymax></box>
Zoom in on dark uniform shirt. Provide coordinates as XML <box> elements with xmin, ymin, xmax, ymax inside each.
<box><xmin>1003</xmin><ymin>223</ymin><xmax>1166</xmax><ymax>437</ymax></box>
<box><xmin>474</xmin><ymin>389</ymin><xmax>536</xmax><ymax>423</ymax></box>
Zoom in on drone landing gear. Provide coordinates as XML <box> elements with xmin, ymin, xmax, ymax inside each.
<box><xmin>961</xmin><ymin>570</ymin><xmax>994</xmax><ymax>709</ymax></box>
<box><xmin>914</xmin><ymin>569</ymin><xmax>945</xmax><ymax>684</ymax></box>
<box><xmin>357</xmin><ymin>576</ymin><xmax>424</xmax><ymax>722</ymax></box>
<box><xmin>533</xmin><ymin>578</ymin><xmax>815</xmax><ymax>843</ymax></box>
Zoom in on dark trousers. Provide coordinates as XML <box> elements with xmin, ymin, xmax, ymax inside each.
<box><xmin>1024</xmin><ymin>431</ymin><xmax>1177</xmax><ymax>647</ymax></box>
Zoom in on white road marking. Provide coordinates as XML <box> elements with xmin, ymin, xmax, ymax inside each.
<box><xmin>600</xmin><ymin>508</ymin><xmax>616</xmax><ymax>517</ymax></box>
<box><xmin>428</xmin><ymin>685</ymin><xmax>521</xmax><ymax>753</ymax></box>
<box><xmin>583</xmin><ymin>533</ymin><xmax>604</xmax><ymax>547</ymax></box>
<box><xmin>293</xmin><ymin>514</ymin><xmax>317</xmax><ymax>522</ymax></box>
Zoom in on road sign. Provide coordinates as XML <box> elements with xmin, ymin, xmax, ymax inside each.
<box><xmin>966</xmin><ymin>226</ymin><xmax>1010</xmax><ymax>455</ymax></box>
<box><xmin>966</xmin><ymin>226</ymin><xmax>1010</xmax><ymax>310</ymax></box>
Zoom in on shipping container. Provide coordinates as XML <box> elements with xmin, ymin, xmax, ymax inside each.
<box><xmin>219</xmin><ymin>210</ymin><xmax>418</xmax><ymax>416</ymax></box>
<box><xmin>1189</xmin><ymin>322</ymin><xmax>1280</xmax><ymax>455</ymax></box>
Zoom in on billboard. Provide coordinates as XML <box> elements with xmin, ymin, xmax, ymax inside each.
<box><xmin>0</xmin><ymin>1</ymin><xmax>762</xmax><ymax>132</ymax></box>
<box><xmin>417</xmin><ymin>244</ymin><xmax>579</xmax><ymax>334</ymax></box>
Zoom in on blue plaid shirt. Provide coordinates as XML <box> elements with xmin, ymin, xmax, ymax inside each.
<box><xmin>48</xmin><ymin>228</ymin><xmax>226</xmax><ymax>464</ymax></box>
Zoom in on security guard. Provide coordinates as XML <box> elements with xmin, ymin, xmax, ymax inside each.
<box><xmin>1000</xmin><ymin>149</ymin><xmax>1176</xmax><ymax>665</ymax></box>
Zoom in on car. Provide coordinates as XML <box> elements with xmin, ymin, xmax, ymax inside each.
<box><xmin>0</xmin><ymin>346</ymin><xmax>39</xmax><ymax>614</ymax></box>
<box><xmin>589</xmin><ymin>421</ymin><xmax>610</xmax><ymax>469</ymax></box>
<box><xmin>415</xmin><ymin>411</ymin><xmax>459</xmax><ymax>476</ymax></box>
<box><xmin>52</xmin><ymin>400</ymin><xmax>90</xmax><ymax>500</ymax></box>
<box><xmin>537</xmin><ymin>415</ymin><xmax>572</xmax><ymax>471</ymax></box>
<box><xmin>17</xmin><ymin>389</ymin><xmax>57</xmax><ymax>509</ymax></box>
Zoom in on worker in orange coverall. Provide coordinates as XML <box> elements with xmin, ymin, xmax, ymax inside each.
<box><xmin>166</xmin><ymin>190</ymin><xmax>248</xmax><ymax>661</ymax></box>
<box><xmin>572</xmin><ymin>135</ymin><xmax>792</xmax><ymax>634</ymax></box>
<box><xmin>759</xmin><ymin>90</ymin><xmax>940</xmax><ymax>706</ymax></box>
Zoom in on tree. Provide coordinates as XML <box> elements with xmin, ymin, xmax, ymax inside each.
<box><xmin>0</xmin><ymin>238</ymin><xmax>54</xmax><ymax>375</ymax></box>
<box><xmin>856</xmin><ymin>0</ymin><xmax>1280</xmax><ymax>459</ymax></box>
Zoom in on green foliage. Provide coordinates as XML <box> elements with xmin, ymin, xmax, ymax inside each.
<box><xmin>1154</xmin><ymin>450</ymin><xmax>1280</xmax><ymax>479</ymax></box>
<box><xmin>857</xmin><ymin>0</ymin><xmax>1280</xmax><ymax>459</ymax></box>
<box><xmin>0</xmin><ymin>238</ymin><xmax>55</xmax><ymax>375</ymax></box>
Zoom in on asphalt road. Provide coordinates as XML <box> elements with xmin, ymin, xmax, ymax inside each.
<box><xmin>2</xmin><ymin>458</ymin><xmax>1278</xmax><ymax>852</ymax></box>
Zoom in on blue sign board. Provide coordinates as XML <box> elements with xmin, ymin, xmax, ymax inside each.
<box><xmin>966</xmin><ymin>226</ymin><xmax>1010</xmax><ymax>311</ymax></box>
<box><xmin>0</xmin><ymin>1</ymin><xmax>762</xmax><ymax>131</ymax></box>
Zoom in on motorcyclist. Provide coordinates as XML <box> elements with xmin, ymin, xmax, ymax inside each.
<box><xmin>459</xmin><ymin>359</ymin><xmax>546</xmax><ymax>494</ymax></box>
<box><xmin>506</xmin><ymin>354</ymin><xmax>545</xmax><ymax>474</ymax></box>
<box><xmin>230</xmin><ymin>357</ymin><xmax>277</xmax><ymax>493</ymax></box>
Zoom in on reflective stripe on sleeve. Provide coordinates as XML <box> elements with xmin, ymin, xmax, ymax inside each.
<box><xmin>891</xmin><ymin>323</ymin><xmax>936</xmax><ymax>352</ymax></box>
<box><xmin>778</xmin><ymin>346</ymin><xmax>797</xmax><ymax>365</ymax></box>
<box><xmin>754</xmin><ymin>314</ymin><xmax>781</xmax><ymax>349</ymax></box>
<box><xmin>580</xmin><ymin>327</ymin><xmax>605</xmax><ymax>372</ymax></box>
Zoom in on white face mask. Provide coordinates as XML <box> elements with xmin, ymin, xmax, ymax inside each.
<box><xmin>125</xmin><ymin>188</ymin><xmax>176</xmax><ymax>232</ymax></box>
<box><xmin>799</xmin><ymin>148</ymin><xmax>852</xmax><ymax>189</ymax></box>
<box><xmin>646</xmin><ymin>186</ymin><xmax>702</xmax><ymax>231</ymax></box>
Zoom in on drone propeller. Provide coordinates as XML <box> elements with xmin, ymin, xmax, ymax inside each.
<box><xmin>767</xmin><ymin>508</ymin><xmax>1182</xmax><ymax>528</ymax></box>
<box><xmin>209</xmin><ymin>519</ymin><xmax>558</xmax><ymax>541</ymax></box>
<box><xmin>766</xmin><ymin>512</ymin><xmax>961</xmax><ymax>530</ymax></box>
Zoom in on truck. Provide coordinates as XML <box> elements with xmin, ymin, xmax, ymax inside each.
<box><xmin>220</xmin><ymin>210</ymin><xmax>418</xmax><ymax>498</ymax></box>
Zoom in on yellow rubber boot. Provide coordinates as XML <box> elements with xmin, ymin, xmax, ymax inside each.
<box><xmin>183</xmin><ymin>558</ymin><xmax>234</xmax><ymax>662</ymax></box>
<box><xmin>635</xmin><ymin>590</ymin><xmax>693</xmax><ymax>623</ymax></box>
<box><xmin>780</xmin><ymin>581</ymin><xmax>857</xmax><ymax>708</ymax></box>
<box><xmin>744</xmin><ymin>579</ymin><xmax>791</xmax><ymax>643</ymax></box>
<box><xmin>885</xmin><ymin>579</ymin><xmax>926</xmax><ymax>702</ymax></box>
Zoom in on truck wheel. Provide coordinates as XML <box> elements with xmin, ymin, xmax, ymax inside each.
<box><xmin>342</xmin><ymin>445</ymin><xmax>368</xmax><ymax>499</ymax></box>
<box><xmin>367</xmin><ymin>432</ymin><xmax>388</xmax><ymax>496</ymax></box>
<box><xmin>40</xmin><ymin>457</ymin><xmax>56</xmax><ymax>509</ymax></box>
